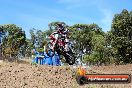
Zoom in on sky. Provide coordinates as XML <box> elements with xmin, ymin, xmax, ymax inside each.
<box><xmin>0</xmin><ymin>0</ymin><xmax>132</xmax><ymax>38</ymax></box>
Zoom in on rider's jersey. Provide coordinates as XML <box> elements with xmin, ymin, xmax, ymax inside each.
<box><xmin>49</xmin><ymin>31</ymin><xmax>59</xmax><ymax>49</ymax></box>
<box><xmin>49</xmin><ymin>32</ymin><xmax>58</xmax><ymax>40</ymax></box>
<box><xmin>48</xmin><ymin>28</ymin><xmax>70</xmax><ymax>51</ymax></box>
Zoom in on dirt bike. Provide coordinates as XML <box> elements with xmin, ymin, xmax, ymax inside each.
<box><xmin>47</xmin><ymin>38</ymin><xmax>75</xmax><ymax>65</ymax></box>
<box><xmin>54</xmin><ymin>43</ymin><xmax>75</xmax><ymax>65</ymax></box>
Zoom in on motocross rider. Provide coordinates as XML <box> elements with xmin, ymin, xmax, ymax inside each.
<box><xmin>49</xmin><ymin>23</ymin><xmax>70</xmax><ymax>52</ymax></box>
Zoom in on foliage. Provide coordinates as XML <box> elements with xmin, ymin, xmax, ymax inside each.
<box><xmin>69</xmin><ymin>24</ymin><xmax>105</xmax><ymax>64</ymax></box>
<box><xmin>0</xmin><ymin>9</ymin><xmax>132</xmax><ymax>65</ymax></box>
<box><xmin>110</xmin><ymin>9</ymin><xmax>132</xmax><ymax>63</ymax></box>
<box><xmin>29</xmin><ymin>29</ymin><xmax>47</xmax><ymax>50</ymax></box>
<box><xmin>1</xmin><ymin>24</ymin><xmax>26</xmax><ymax>58</ymax></box>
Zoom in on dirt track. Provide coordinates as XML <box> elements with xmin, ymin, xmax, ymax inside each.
<box><xmin>0</xmin><ymin>62</ymin><xmax>131</xmax><ymax>88</ymax></box>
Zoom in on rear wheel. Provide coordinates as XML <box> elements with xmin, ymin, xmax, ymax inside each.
<box><xmin>63</xmin><ymin>51</ymin><xmax>75</xmax><ymax>65</ymax></box>
<box><xmin>65</xmin><ymin>55</ymin><xmax>75</xmax><ymax>65</ymax></box>
<box><xmin>53</xmin><ymin>43</ymin><xmax>75</xmax><ymax>65</ymax></box>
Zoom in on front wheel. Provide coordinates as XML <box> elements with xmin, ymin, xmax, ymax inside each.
<box><xmin>64</xmin><ymin>52</ymin><xmax>75</xmax><ymax>65</ymax></box>
<box><xmin>54</xmin><ymin>44</ymin><xmax>75</xmax><ymax>65</ymax></box>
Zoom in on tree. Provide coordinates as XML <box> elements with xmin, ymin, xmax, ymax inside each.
<box><xmin>36</xmin><ymin>30</ymin><xmax>46</xmax><ymax>48</ymax></box>
<box><xmin>29</xmin><ymin>28</ymin><xmax>47</xmax><ymax>52</ymax></box>
<box><xmin>30</xmin><ymin>28</ymin><xmax>36</xmax><ymax>49</ymax></box>
<box><xmin>0</xmin><ymin>26</ymin><xmax>6</xmax><ymax>59</ymax></box>
<box><xmin>23</xmin><ymin>39</ymin><xmax>33</xmax><ymax>57</ymax></box>
<box><xmin>110</xmin><ymin>9</ymin><xmax>132</xmax><ymax>63</ymax></box>
<box><xmin>2</xmin><ymin>24</ymin><xmax>26</xmax><ymax>58</ymax></box>
<box><xmin>91</xmin><ymin>34</ymin><xmax>105</xmax><ymax>64</ymax></box>
<box><xmin>69</xmin><ymin>24</ymin><xmax>104</xmax><ymax>64</ymax></box>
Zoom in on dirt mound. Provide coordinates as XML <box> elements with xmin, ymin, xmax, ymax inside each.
<box><xmin>0</xmin><ymin>62</ymin><xmax>131</xmax><ymax>88</ymax></box>
<box><xmin>0</xmin><ymin>63</ymin><xmax>76</xmax><ymax>88</ymax></box>
<box><xmin>92</xmin><ymin>64</ymin><xmax>132</xmax><ymax>74</ymax></box>
<box><xmin>89</xmin><ymin>64</ymin><xmax>132</xmax><ymax>88</ymax></box>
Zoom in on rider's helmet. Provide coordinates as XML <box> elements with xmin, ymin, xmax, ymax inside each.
<box><xmin>56</xmin><ymin>23</ymin><xmax>65</xmax><ymax>31</ymax></box>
